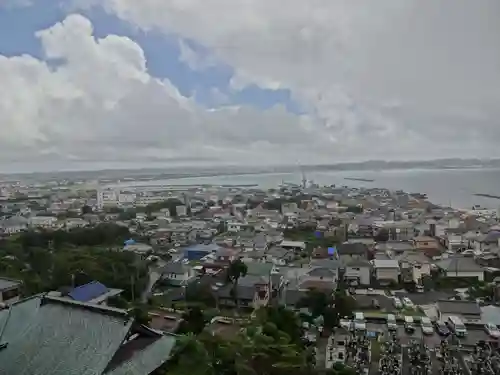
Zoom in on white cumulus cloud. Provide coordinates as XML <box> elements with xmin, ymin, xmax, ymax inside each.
<box><xmin>86</xmin><ymin>0</ymin><xmax>500</xmax><ymax>159</ymax></box>
<box><xmin>0</xmin><ymin>14</ymin><xmax>345</xmax><ymax>169</ymax></box>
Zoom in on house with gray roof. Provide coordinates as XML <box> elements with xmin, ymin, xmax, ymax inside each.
<box><xmin>435</xmin><ymin>256</ymin><xmax>485</xmax><ymax>281</ymax></box>
<box><xmin>437</xmin><ymin>299</ymin><xmax>481</xmax><ymax>323</ymax></box>
<box><xmin>0</xmin><ymin>216</ymin><xmax>28</xmax><ymax>234</ymax></box>
<box><xmin>0</xmin><ymin>295</ymin><xmax>176</xmax><ymax>375</ymax></box>
<box><xmin>342</xmin><ymin>258</ymin><xmax>371</xmax><ymax>286</ymax></box>
<box><xmin>159</xmin><ymin>262</ymin><xmax>195</xmax><ymax>286</ymax></box>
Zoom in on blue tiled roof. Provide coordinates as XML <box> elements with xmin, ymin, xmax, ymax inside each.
<box><xmin>185</xmin><ymin>243</ymin><xmax>221</xmax><ymax>252</ymax></box>
<box><xmin>68</xmin><ymin>281</ymin><xmax>109</xmax><ymax>302</ymax></box>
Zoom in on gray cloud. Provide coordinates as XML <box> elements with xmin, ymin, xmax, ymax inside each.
<box><xmin>0</xmin><ymin>14</ymin><xmax>338</xmax><ymax>169</ymax></box>
<box><xmin>94</xmin><ymin>0</ymin><xmax>500</xmax><ymax>160</ymax></box>
<box><xmin>2</xmin><ymin>1</ymin><xmax>500</xmax><ymax>171</ymax></box>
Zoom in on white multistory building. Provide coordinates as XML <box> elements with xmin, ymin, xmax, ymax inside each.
<box><xmin>97</xmin><ymin>189</ymin><xmax>119</xmax><ymax>209</ymax></box>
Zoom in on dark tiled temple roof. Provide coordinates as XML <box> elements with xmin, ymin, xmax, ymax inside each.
<box><xmin>0</xmin><ymin>295</ymin><xmax>175</xmax><ymax>375</ymax></box>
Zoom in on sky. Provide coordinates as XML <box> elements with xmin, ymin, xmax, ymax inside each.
<box><xmin>0</xmin><ymin>0</ymin><xmax>499</xmax><ymax>172</ymax></box>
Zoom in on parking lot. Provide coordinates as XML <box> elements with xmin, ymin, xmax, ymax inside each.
<box><xmin>366</xmin><ymin>322</ymin><xmax>490</xmax><ymax>348</ymax></box>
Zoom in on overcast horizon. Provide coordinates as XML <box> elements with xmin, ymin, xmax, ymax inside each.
<box><xmin>1</xmin><ymin>1</ymin><xmax>499</xmax><ymax>172</ymax></box>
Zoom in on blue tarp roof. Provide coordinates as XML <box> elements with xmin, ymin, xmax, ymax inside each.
<box><xmin>68</xmin><ymin>281</ymin><xmax>109</xmax><ymax>302</ymax></box>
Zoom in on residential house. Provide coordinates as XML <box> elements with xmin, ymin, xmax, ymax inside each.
<box><xmin>265</xmin><ymin>246</ymin><xmax>294</xmax><ymax>266</ymax></box>
<box><xmin>437</xmin><ymin>300</ymin><xmax>482</xmax><ymax>323</ymax></box>
<box><xmin>397</xmin><ymin>251</ymin><xmax>431</xmax><ymax>284</ymax></box>
<box><xmin>280</xmin><ymin>287</ymin><xmax>308</xmax><ymax>308</ymax></box>
<box><xmin>413</xmin><ymin>236</ymin><xmax>440</xmax><ymax>251</ymax></box>
<box><xmin>0</xmin><ymin>277</ymin><xmax>21</xmax><ymax>305</ymax></box>
<box><xmin>29</xmin><ymin>215</ymin><xmax>58</xmax><ymax>229</ymax></box>
<box><xmin>170</xmin><ymin>227</ymin><xmax>195</xmax><ymax>246</ymax></box>
<box><xmin>435</xmin><ymin>256</ymin><xmax>485</xmax><ymax>281</ymax></box>
<box><xmin>280</xmin><ymin>240</ymin><xmax>307</xmax><ymax>253</ymax></box>
<box><xmin>183</xmin><ymin>243</ymin><xmax>222</xmax><ymax>261</ymax></box>
<box><xmin>0</xmin><ymin>216</ymin><xmax>28</xmax><ymax>234</ymax></box>
<box><xmin>216</xmin><ymin>274</ymin><xmax>271</xmax><ymax>309</ymax></box>
<box><xmin>0</xmin><ymin>295</ymin><xmax>176</xmax><ymax>375</ymax></box>
<box><xmin>202</xmin><ymin>247</ymin><xmax>239</xmax><ymax>266</ymax></box>
<box><xmin>123</xmin><ymin>242</ymin><xmax>153</xmax><ymax>256</ymax></box>
<box><xmin>372</xmin><ymin>259</ymin><xmax>400</xmax><ymax>284</ymax></box>
<box><xmin>373</xmin><ymin>220</ymin><xmax>414</xmax><ymax>241</ymax></box>
<box><xmin>64</xmin><ymin>218</ymin><xmax>88</xmax><ymax>229</ymax></box>
<box><xmin>444</xmin><ymin>227</ymin><xmax>468</xmax><ymax>251</ymax></box>
<box><xmin>150</xmin><ymin>230</ymin><xmax>171</xmax><ymax>246</ymax></box>
<box><xmin>160</xmin><ymin>262</ymin><xmax>195</xmax><ymax>286</ymax></box>
<box><xmin>342</xmin><ymin>258</ymin><xmax>371</xmax><ymax>286</ymax></box>
<box><xmin>298</xmin><ymin>259</ymin><xmax>340</xmax><ymax>291</ymax></box>
<box><xmin>351</xmin><ymin>217</ymin><xmax>375</xmax><ymax>237</ymax></box>
<box><xmin>472</xmin><ymin>231</ymin><xmax>500</xmax><ymax>254</ymax></box>
<box><xmin>240</xmin><ymin>249</ymin><xmax>266</xmax><ymax>263</ymax></box>
<box><xmin>336</xmin><ymin>242</ymin><xmax>369</xmax><ymax>262</ymax></box>
<box><xmin>214</xmin><ymin>233</ymin><xmax>237</xmax><ymax>247</ymax></box>
<box><xmin>61</xmin><ymin>280</ymin><xmax>123</xmax><ymax>305</ymax></box>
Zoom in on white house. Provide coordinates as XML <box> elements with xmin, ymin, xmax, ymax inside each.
<box><xmin>160</xmin><ymin>262</ymin><xmax>195</xmax><ymax>286</ymax></box>
<box><xmin>0</xmin><ymin>216</ymin><xmax>28</xmax><ymax>234</ymax></box>
<box><xmin>227</xmin><ymin>221</ymin><xmax>243</xmax><ymax>233</ymax></box>
<box><xmin>398</xmin><ymin>251</ymin><xmax>431</xmax><ymax>283</ymax></box>
<box><xmin>64</xmin><ymin>218</ymin><xmax>88</xmax><ymax>229</ymax></box>
<box><xmin>29</xmin><ymin>216</ymin><xmax>58</xmax><ymax>229</ymax></box>
<box><xmin>372</xmin><ymin>259</ymin><xmax>400</xmax><ymax>283</ymax></box>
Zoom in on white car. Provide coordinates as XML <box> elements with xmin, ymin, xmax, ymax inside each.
<box><xmin>402</xmin><ymin>297</ymin><xmax>414</xmax><ymax>309</ymax></box>
<box><xmin>485</xmin><ymin>323</ymin><xmax>500</xmax><ymax>338</ymax></box>
<box><xmin>393</xmin><ymin>297</ymin><xmax>403</xmax><ymax>309</ymax></box>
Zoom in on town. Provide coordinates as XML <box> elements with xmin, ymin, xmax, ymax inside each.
<box><xmin>1</xmin><ymin>177</ymin><xmax>500</xmax><ymax>375</ymax></box>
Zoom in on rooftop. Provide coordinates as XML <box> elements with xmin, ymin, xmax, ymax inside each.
<box><xmin>0</xmin><ymin>295</ymin><xmax>175</xmax><ymax>375</ymax></box>
<box><xmin>0</xmin><ymin>277</ymin><xmax>21</xmax><ymax>291</ymax></box>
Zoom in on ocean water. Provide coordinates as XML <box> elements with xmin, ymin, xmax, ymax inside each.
<box><xmin>109</xmin><ymin>168</ymin><xmax>500</xmax><ymax>210</ymax></box>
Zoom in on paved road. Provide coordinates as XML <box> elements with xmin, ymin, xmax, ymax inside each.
<box><xmin>140</xmin><ymin>258</ymin><xmax>171</xmax><ymax>302</ymax></box>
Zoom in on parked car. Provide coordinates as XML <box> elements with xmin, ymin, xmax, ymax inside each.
<box><xmin>393</xmin><ymin>297</ymin><xmax>402</xmax><ymax>309</ymax></box>
<box><xmin>485</xmin><ymin>323</ymin><xmax>500</xmax><ymax>338</ymax></box>
<box><xmin>434</xmin><ymin>321</ymin><xmax>450</xmax><ymax>336</ymax></box>
<box><xmin>386</xmin><ymin>314</ymin><xmax>397</xmax><ymax>331</ymax></box>
<box><xmin>420</xmin><ymin>317</ymin><xmax>434</xmax><ymax>335</ymax></box>
<box><xmin>402</xmin><ymin>297</ymin><xmax>414</xmax><ymax>309</ymax></box>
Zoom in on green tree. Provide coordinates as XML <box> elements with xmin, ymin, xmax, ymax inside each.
<box><xmin>297</xmin><ymin>289</ymin><xmax>338</xmax><ymax>331</ymax></box>
<box><xmin>333</xmin><ymin>287</ymin><xmax>356</xmax><ymax>320</ymax></box>
<box><xmin>165</xmin><ymin>306</ymin><xmax>316</xmax><ymax>375</ymax></box>
<box><xmin>166</xmin><ymin>333</ymin><xmax>214</xmax><ymax>375</ymax></box>
<box><xmin>130</xmin><ymin>304</ymin><xmax>151</xmax><ymax>326</ymax></box>
<box><xmin>226</xmin><ymin>259</ymin><xmax>248</xmax><ymax>310</ymax></box>
<box><xmin>178</xmin><ymin>306</ymin><xmax>208</xmax><ymax>334</ymax></box>
<box><xmin>81</xmin><ymin>204</ymin><xmax>93</xmax><ymax>215</ymax></box>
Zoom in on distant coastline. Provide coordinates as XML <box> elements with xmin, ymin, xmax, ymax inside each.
<box><xmin>474</xmin><ymin>193</ymin><xmax>500</xmax><ymax>200</ymax></box>
<box><xmin>344</xmin><ymin>177</ymin><xmax>375</xmax><ymax>182</ymax></box>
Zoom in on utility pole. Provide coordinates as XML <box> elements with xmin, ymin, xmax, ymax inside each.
<box><xmin>130</xmin><ymin>274</ymin><xmax>135</xmax><ymax>303</ymax></box>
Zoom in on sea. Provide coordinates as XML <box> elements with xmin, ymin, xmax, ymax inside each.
<box><xmin>108</xmin><ymin>167</ymin><xmax>500</xmax><ymax>210</ymax></box>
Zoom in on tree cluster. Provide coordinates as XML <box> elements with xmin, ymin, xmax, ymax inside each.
<box><xmin>296</xmin><ymin>287</ymin><xmax>356</xmax><ymax>334</ymax></box>
<box><xmin>0</xmin><ymin>224</ymin><xmax>147</xmax><ymax>299</ymax></box>
<box><xmin>141</xmin><ymin>198</ymin><xmax>184</xmax><ymax>217</ymax></box>
<box><xmin>166</xmin><ymin>306</ymin><xmax>317</xmax><ymax>375</ymax></box>
<box><xmin>18</xmin><ymin>223</ymin><xmax>130</xmax><ymax>249</ymax></box>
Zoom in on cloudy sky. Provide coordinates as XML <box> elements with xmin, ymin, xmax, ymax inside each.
<box><xmin>0</xmin><ymin>0</ymin><xmax>499</xmax><ymax>172</ymax></box>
